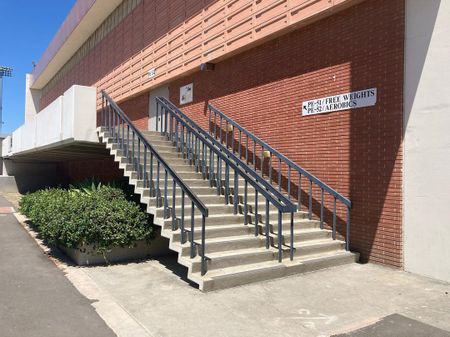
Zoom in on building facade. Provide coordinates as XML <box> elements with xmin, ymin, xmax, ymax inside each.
<box><xmin>3</xmin><ymin>0</ymin><xmax>450</xmax><ymax>283</ymax></box>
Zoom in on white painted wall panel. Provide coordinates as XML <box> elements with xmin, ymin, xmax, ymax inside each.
<box><xmin>2</xmin><ymin>136</ymin><xmax>12</xmax><ymax>156</ymax></box>
<box><xmin>71</xmin><ymin>86</ymin><xmax>97</xmax><ymax>142</ymax></box>
<box><xmin>20</xmin><ymin>117</ymin><xmax>36</xmax><ymax>152</ymax></box>
<box><xmin>36</xmin><ymin>96</ymin><xmax>63</xmax><ymax>147</ymax></box>
<box><xmin>12</xmin><ymin>128</ymin><xmax>22</xmax><ymax>154</ymax></box>
<box><xmin>404</xmin><ymin>0</ymin><xmax>450</xmax><ymax>282</ymax></box>
<box><xmin>9</xmin><ymin>85</ymin><xmax>97</xmax><ymax>155</ymax></box>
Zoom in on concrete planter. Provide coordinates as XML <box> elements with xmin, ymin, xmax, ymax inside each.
<box><xmin>60</xmin><ymin>235</ymin><xmax>169</xmax><ymax>266</ymax></box>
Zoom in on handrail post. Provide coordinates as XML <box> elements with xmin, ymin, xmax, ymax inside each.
<box><xmin>224</xmin><ymin>163</ymin><xmax>230</xmax><ymax>205</ymax></box>
<box><xmin>290</xmin><ymin>212</ymin><xmax>294</xmax><ymax>261</ymax></box>
<box><xmin>332</xmin><ymin>197</ymin><xmax>337</xmax><ymax>240</ymax></box>
<box><xmin>156</xmin><ymin>161</ymin><xmax>160</xmax><ymax>207</ymax></box>
<box><xmin>164</xmin><ymin>170</ymin><xmax>168</xmax><ymax>218</ymax></box>
<box><xmin>265</xmin><ymin>199</ymin><xmax>270</xmax><ymax>249</ymax></box>
<box><xmin>244</xmin><ymin>180</ymin><xmax>248</xmax><ymax>225</ymax></box>
<box><xmin>233</xmin><ymin>171</ymin><xmax>238</xmax><ymax>214</ymax></box>
<box><xmin>190</xmin><ymin>203</ymin><xmax>195</xmax><ymax>258</ymax></box>
<box><xmin>308</xmin><ymin>180</ymin><xmax>313</xmax><ymax>220</ymax></box>
<box><xmin>254</xmin><ymin>191</ymin><xmax>259</xmax><ymax>236</ymax></box>
<box><xmin>278</xmin><ymin>211</ymin><xmax>282</xmax><ymax>262</ymax></box>
<box><xmin>201</xmin><ymin>215</ymin><xmax>206</xmax><ymax>276</ymax></box>
<box><xmin>181</xmin><ymin>190</ymin><xmax>185</xmax><ymax>243</ymax></box>
<box><xmin>156</xmin><ymin>101</ymin><xmax>159</xmax><ymax>132</ymax></box>
<box><xmin>346</xmin><ymin>206</ymin><xmax>350</xmax><ymax>251</ymax></box>
<box><xmin>320</xmin><ymin>188</ymin><xmax>324</xmax><ymax>229</ymax></box>
<box><xmin>149</xmin><ymin>153</ymin><xmax>154</xmax><ymax>196</ymax></box>
<box><xmin>144</xmin><ymin>147</ymin><xmax>147</xmax><ymax>188</ymax></box>
<box><xmin>172</xmin><ymin>180</ymin><xmax>176</xmax><ymax>231</ymax></box>
<box><xmin>101</xmin><ymin>94</ymin><xmax>105</xmax><ymax>127</ymax></box>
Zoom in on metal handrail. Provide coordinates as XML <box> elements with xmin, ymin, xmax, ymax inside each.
<box><xmin>207</xmin><ymin>104</ymin><xmax>351</xmax><ymax>251</ymax></box>
<box><xmin>158</xmin><ymin>98</ymin><xmax>296</xmax><ymax>212</ymax></box>
<box><xmin>156</xmin><ymin>97</ymin><xmax>298</xmax><ymax>262</ymax></box>
<box><xmin>208</xmin><ymin>105</ymin><xmax>351</xmax><ymax>207</ymax></box>
<box><xmin>101</xmin><ymin>91</ymin><xmax>210</xmax><ymax>274</ymax></box>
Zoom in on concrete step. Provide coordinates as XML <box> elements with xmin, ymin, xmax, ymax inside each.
<box><xmin>246</xmin><ymin>209</ymin><xmax>309</xmax><ymax>224</ymax></box>
<box><xmin>187</xmin><ymin>247</ymin><xmax>276</xmax><ymax>273</ymax></box>
<box><xmin>162</xmin><ymin>213</ymin><xmax>245</xmax><ymax>228</ymax></box>
<box><xmin>272</xmin><ymin>227</ymin><xmax>332</xmax><ymax>242</ymax></box>
<box><xmin>98</xmin><ymin>128</ymin><xmax>357</xmax><ymax>292</ymax></box>
<box><xmin>180</xmin><ymin>235</ymin><xmax>264</xmax><ymax>256</ymax></box>
<box><xmin>195</xmin><ymin>250</ymin><xmax>358</xmax><ymax>291</ymax></box>
<box><xmin>256</xmin><ymin>219</ymin><xmax>323</xmax><ymax>233</ymax></box>
<box><xmin>141</xmin><ymin>191</ymin><xmax>225</xmax><ymax>207</ymax></box>
<box><xmin>170</xmin><ymin>223</ymin><xmax>253</xmax><ymax>242</ymax></box>
<box><xmin>187</xmin><ymin>236</ymin><xmax>345</xmax><ymax>274</ymax></box>
<box><xmin>153</xmin><ymin>202</ymin><xmax>235</xmax><ymax>218</ymax></box>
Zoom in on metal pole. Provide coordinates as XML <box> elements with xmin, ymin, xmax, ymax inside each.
<box><xmin>0</xmin><ymin>77</ymin><xmax>3</xmax><ymax>135</ymax></box>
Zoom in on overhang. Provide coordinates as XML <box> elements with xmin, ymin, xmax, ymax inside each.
<box><xmin>31</xmin><ymin>0</ymin><xmax>122</xmax><ymax>90</ymax></box>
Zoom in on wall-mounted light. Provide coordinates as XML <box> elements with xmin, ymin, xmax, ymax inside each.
<box><xmin>200</xmin><ymin>62</ymin><xmax>215</xmax><ymax>71</ymax></box>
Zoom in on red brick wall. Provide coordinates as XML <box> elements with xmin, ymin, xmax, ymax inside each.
<box><xmin>168</xmin><ymin>0</ymin><xmax>404</xmax><ymax>267</ymax></box>
<box><xmin>117</xmin><ymin>94</ymin><xmax>149</xmax><ymax>131</ymax></box>
<box><xmin>63</xmin><ymin>158</ymin><xmax>123</xmax><ymax>184</ymax></box>
<box><xmin>39</xmin><ymin>0</ymin><xmax>217</xmax><ymax>111</ymax></box>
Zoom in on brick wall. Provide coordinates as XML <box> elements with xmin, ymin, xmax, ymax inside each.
<box><xmin>62</xmin><ymin>157</ymin><xmax>123</xmax><ymax>184</ymax></box>
<box><xmin>117</xmin><ymin>94</ymin><xmax>149</xmax><ymax>131</ymax></box>
<box><xmin>39</xmin><ymin>0</ymin><xmax>217</xmax><ymax>111</ymax></box>
<box><xmin>168</xmin><ymin>0</ymin><xmax>405</xmax><ymax>267</ymax></box>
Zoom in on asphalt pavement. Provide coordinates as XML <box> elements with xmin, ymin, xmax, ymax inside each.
<box><xmin>0</xmin><ymin>195</ymin><xmax>116</xmax><ymax>337</ymax></box>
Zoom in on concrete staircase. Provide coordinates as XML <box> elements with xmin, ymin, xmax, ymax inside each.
<box><xmin>98</xmin><ymin>128</ymin><xmax>358</xmax><ymax>291</ymax></box>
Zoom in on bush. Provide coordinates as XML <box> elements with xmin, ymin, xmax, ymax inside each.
<box><xmin>19</xmin><ymin>185</ymin><xmax>154</xmax><ymax>254</ymax></box>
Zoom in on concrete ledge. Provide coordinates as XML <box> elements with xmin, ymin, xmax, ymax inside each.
<box><xmin>61</xmin><ymin>235</ymin><xmax>170</xmax><ymax>266</ymax></box>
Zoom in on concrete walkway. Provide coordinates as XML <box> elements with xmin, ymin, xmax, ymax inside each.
<box><xmin>3</xmin><ymin>190</ymin><xmax>450</xmax><ymax>337</ymax></box>
<box><xmin>0</xmin><ymin>196</ymin><xmax>115</xmax><ymax>337</ymax></box>
<box><xmin>71</xmin><ymin>256</ymin><xmax>450</xmax><ymax>337</ymax></box>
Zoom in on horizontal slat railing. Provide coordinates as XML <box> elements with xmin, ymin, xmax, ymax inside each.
<box><xmin>208</xmin><ymin>104</ymin><xmax>352</xmax><ymax>251</ymax></box>
<box><xmin>156</xmin><ymin>97</ymin><xmax>299</xmax><ymax>262</ymax></box>
<box><xmin>101</xmin><ymin>91</ymin><xmax>210</xmax><ymax>275</ymax></box>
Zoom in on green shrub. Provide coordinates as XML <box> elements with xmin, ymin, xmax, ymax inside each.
<box><xmin>19</xmin><ymin>186</ymin><xmax>153</xmax><ymax>254</ymax></box>
<box><xmin>70</xmin><ymin>177</ymin><xmax>139</xmax><ymax>203</ymax></box>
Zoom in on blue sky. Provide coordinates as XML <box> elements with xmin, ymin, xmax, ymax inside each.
<box><xmin>0</xmin><ymin>0</ymin><xmax>76</xmax><ymax>134</ymax></box>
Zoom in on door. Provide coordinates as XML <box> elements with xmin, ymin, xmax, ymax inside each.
<box><xmin>148</xmin><ymin>85</ymin><xmax>169</xmax><ymax>131</ymax></box>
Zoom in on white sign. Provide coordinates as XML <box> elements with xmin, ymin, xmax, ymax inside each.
<box><xmin>180</xmin><ymin>83</ymin><xmax>193</xmax><ymax>105</ymax></box>
<box><xmin>147</xmin><ymin>68</ymin><xmax>156</xmax><ymax>78</ymax></box>
<box><xmin>302</xmin><ymin>88</ymin><xmax>377</xmax><ymax>116</ymax></box>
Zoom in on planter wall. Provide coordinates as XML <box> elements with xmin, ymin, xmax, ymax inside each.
<box><xmin>61</xmin><ymin>234</ymin><xmax>170</xmax><ymax>266</ymax></box>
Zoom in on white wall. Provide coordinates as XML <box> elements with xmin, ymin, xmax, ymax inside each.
<box><xmin>62</xmin><ymin>85</ymin><xmax>97</xmax><ymax>142</ymax></box>
<box><xmin>404</xmin><ymin>0</ymin><xmax>450</xmax><ymax>282</ymax></box>
<box><xmin>21</xmin><ymin>118</ymin><xmax>36</xmax><ymax>152</ymax></box>
<box><xmin>2</xmin><ymin>135</ymin><xmax>12</xmax><ymax>157</ymax></box>
<box><xmin>36</xmin><ymin>96</ymin><xmax>63</xmax><ymax>147</ymax></box>
<box><xmin>24</xmin><ymin>73</ymin><xmax>41</xmax><ymax>122</ymax></box>
<box><xmin>5</xmin><ymin>85</ymin><xmax>97</xmax><ymax>156</ymax></box>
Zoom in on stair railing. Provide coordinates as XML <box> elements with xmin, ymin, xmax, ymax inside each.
<box><xmin>101</xmin><ymin>91</ymin><xmax>210</xmax><ymax>275</ymax></box>
<box><xmin>155</xmin><ymin>97</ymin><xmax>298</xmax><ymax>262</ymax></box>
<box><xmin>208</xmin><ymin>104</ymin><xmax>352</xmax><ymax>251</ymax></box>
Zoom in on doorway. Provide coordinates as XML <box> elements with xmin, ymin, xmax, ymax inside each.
<box><xmin>148</xmin><ymin>85</ymin><xmax>169</xmax><ymax>131</ymax></box>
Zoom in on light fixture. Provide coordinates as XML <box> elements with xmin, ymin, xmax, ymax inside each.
<box><xmin>0</xmin><ymin>66</ymin><xmax>13</xmax><ymax>135</ymax></box>
<box><xmin>200</xmin><ymin>62</ymin><xmax>215</xmax><ymax>71</ymax></box>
